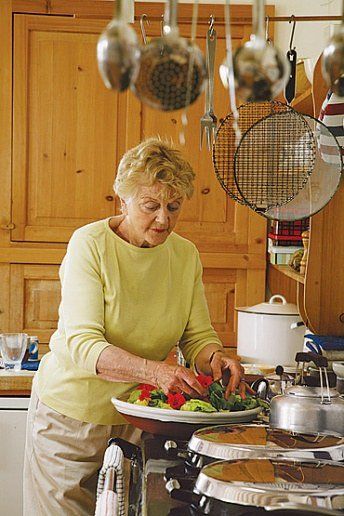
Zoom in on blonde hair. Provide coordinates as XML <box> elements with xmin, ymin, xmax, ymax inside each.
<box><xmin>114</xmin><ymin>137</ymin><xmax>195</xmax><ymax>201</ymax></box>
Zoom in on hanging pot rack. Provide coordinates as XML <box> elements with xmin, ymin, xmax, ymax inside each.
<box><xmin>265</xmin><ymin>15</ymin><xmax>342</xmax><ymax>23</ymax></box>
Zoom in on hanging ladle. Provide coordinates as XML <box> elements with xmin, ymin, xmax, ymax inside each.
<box><xmin>97</xmin><ymin>0</ymin><xmax>140</xmax><ymax>91</ymax></box>
<box><xmin>131</xmin><ymin>0</ymin><xmax>206</xmax><ymax>111</ymax></box>
<box><xmin>231</xmin><ymin>0</ymin><xmax>290</xmax><ymax>102</ymax></box>
<box><xmin>322</xmin><ymin>0</ymin><xmax>344</xmax><ymax>96</ymax></box>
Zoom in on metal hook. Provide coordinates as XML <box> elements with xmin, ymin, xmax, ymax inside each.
<box><xmin>265</xmin><ymin>15</ymin><xmax>272</xmax><ymax>44</ymax></box>
<box><xmin>209</xmin><ymin>14</ymin><xmax>215</xmax><ymax>36</ymax></box>
<box><xmin>140</xmin><ymin>14</ymin><xmax>149</xmax><ymax>45</ymax></box>
<box><xmin>160</xmin><ymin>14</ymin><xmax>165</xmax><ymax>37</ymax></box>
<box><xmin>289</xmin><ymin>14</ymin><xmax>296</xmax><ymax>51</ymax></box>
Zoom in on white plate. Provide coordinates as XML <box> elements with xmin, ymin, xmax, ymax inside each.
<box><xmin>111</xmin><ymin>396</ymin><xmax>262</xmax><ymax>424</ymax></box>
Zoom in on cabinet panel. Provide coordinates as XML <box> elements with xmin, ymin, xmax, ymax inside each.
<box><xmin>9</xmin><ymin>264</ymin><xmax>60</xmax><ymax>346</ymax></box>
<box><xmin>203</xmin><ymin>267</ymin><xmax>265</xmax><ymax>347</ymax></box>
<box><xmin>13</xmin><ymin>15</ymin><xmax>119</xmax><ymax>243</ymax></box>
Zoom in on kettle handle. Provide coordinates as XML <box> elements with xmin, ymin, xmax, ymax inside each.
<box><xmin>295</xmin><ymin>351</ymin><xmax>328</xmax><ymax>368</ymax></box>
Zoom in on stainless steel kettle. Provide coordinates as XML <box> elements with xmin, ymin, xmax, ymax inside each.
<box><xmin>270</xmin><ymin>352</ymin><xmax>344</xmax><ymax>437</ymax></box>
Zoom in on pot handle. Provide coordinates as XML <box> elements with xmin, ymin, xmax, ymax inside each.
<box><xmin>295</xmin><ymin>351</ymin><xmax>328</xmax><ymax>368</ymax></box>
<box><xmin>269</xmin><ymin>294</ymin><xmax>287</xmax><ymax>305</ymax></box>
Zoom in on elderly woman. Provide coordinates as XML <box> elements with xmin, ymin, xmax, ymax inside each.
<box><xmin>23</xmin><ymin>137</ymin><xmax>245</xmax><ymax>515</ymax></box>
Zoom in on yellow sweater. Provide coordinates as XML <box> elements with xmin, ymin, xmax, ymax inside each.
<box><xmin>36</xmin><ymin>218</ymin><xmax>222</xmax><ymax>425</ymax></box>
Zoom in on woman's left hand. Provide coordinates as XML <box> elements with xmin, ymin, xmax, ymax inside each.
<box><xmin>209</xmin><ymin>351</ymin><xmax>251</xmax><ymax>399</ymax></box>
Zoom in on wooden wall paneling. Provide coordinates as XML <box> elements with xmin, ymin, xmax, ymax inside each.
<box><xmin>0</xmin><ymin>1</ymin><xmax>12</xmax><ymax>246</ymax></box>
<box><xmin>267</xmin><ymin>263</ymin><xmax>297</xmax><ymax>305</ymax></box>
<box><xmin>12</xmin><ymin>15</ymin><xmax>120</xmax><ymax>243</ymax></box>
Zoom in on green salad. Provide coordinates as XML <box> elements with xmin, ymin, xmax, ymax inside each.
<box><xmin>127</xmin><ymin>377</ymin><xmax>268</xmax><ymax>413</ymax></box>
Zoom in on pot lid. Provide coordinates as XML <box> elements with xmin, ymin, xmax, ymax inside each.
<box><xmin>236</xmin><ymin>294</ymin><xmax>299</xmax><ymax>316</ymax></box>
<box><xmin>287</xmin><ymin>385</ymin><xmax>340</xmax><ymax>398</ymax></box>
<box><xmin>188</xmin><ymin>425</ymin><xmax>344</xmax><ymax>462</ymax></box>
<box><xmin>195</xmin><ymin>458</ymin><xmax>344</xmax><ymax>509</ymax></box>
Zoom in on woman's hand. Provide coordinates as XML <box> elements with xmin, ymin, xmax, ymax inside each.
<box><xmin>152</xmin><ymin>362</ymin><xmax>207</xmax><ymax>398</ymax></box>
<box><xmin>209</xmin><ymin>351</ymin><xmax>250</xmax><ymax>399</ymax></box>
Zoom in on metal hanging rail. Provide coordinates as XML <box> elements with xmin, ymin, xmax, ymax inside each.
<box><xmin>266</xmin><ymin>16</ymin><xmax>342</xmax><ymax>22</ymax></box>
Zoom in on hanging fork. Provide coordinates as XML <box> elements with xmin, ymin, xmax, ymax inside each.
<box><xmin>200</xmin><ymin>18</ymin><xmax>217</xmax><ymax>150</ymax></box>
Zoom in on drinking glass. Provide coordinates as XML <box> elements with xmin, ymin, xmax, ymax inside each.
<box><xmin>0</xmin><ymin>333</ymin><xmax>28</xmax><ymax>371</ymax></box>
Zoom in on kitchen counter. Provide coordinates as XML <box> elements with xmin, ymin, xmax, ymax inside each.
<box><xmin>0</xmin><ymin>370</ymin><xmax>33</xmax><ymax>395</ymax></box>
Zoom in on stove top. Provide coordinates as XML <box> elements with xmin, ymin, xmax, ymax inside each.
<box><xmin>123</xmin><ymin>431</ymin><xmax>344</xmax><ymax>516</ymax></box>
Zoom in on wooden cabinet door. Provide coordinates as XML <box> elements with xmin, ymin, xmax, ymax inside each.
<box><xmin>203</xmin><ymin>267</ymin><xmax>265</xmax><ymax>348</ymax></box>
<box><xmin>5</xmin><ymin>264</ymin><xmax>61</xmax><ymax>355</ymax></box>
<box><xmin>12</xmin><ymin>15</ymin><xmax>119</xmax><ymax>243</ymax></box>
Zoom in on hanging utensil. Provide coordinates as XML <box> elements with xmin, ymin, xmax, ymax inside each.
<box><xmin>97</xmin><ymin>0</ymin><xmax>140</xmax><ymax>91</ymax></box>
<box><xmin>322</xmin><ymin>0</ymin><xmax>344</xmax><ymax>97</ymax></box>
<box><xmin>131</xmin><ymin>0</ymin><xmax>206</xmax><ymax>111</ymax></box>
<box><xmin>265</xmin><ymin>15</ymin><xmax>272</xmax><ymax>45</ymax></box>
<box><xmin>221</xmin><ymin>0</ymin><xmax>241</xmax><ymax>146</ymax></box>
<box><xmin>232</xmin><ymin>0</ymin><xmax>290</xmax><ymax>102</ymax></box>
<box><xmin>237</xmin><ymin>112</ymin><xmax>342</xmax><ymax>221</ymax></box>
<box><xmin>140</xmin><ymin>14</ymin><xmax>149</xmax><ymax>45</ymax></box>
<box><xmin>233</xmin><ymin>110</ymin><xmax>316</xmax><ymax>213</ymax></box>
<box><xmin>213</xmin><ymin>100</ymin><xmax>292</xmax><ymax>204</ymax></box>
<box><xmin>285</xmin><ymin>16</ymin><xmax>297</xmax><ymax>105</ymax></box>
<box><xmin>179</xmin><ymin>0</ymin><xmax>200</xmax><ymax>145</ymax></box>
<box><xmin>200</xmin><ymin>18</ymin><xmax>217</xmax><ymax>150</ymax></box>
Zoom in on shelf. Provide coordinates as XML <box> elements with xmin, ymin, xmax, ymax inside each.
<box><xmin>270</xmin><ymin>264</ymin><xmax>305</xmax><ymax>284</ymax></box>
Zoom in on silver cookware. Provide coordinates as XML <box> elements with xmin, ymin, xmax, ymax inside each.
<box><xmin>131</xmin><ymin>0</ymin><xmax>206</xmax><ymax>111</ymax></box>
<box><xmin>252</xmin><ymin>365</ymin><xmax>295</xmax><ymax>400</ymax></box>
<box><xmin>97</xmin><ymin>0</ymin><xmax>140</xmax><ymax>91</ymax></box>
<box><xmin>232</xmin><ymin>0</ymin><xmax>290</xmax><ymax>102</ymax></box>
<box><xmin>322</xmin><ymin>0</ymin><xmax>344</xmax><ymax>96</ymax></box>
<box><xmin>167</xmin><ymin>457</ymin><xmax>344</xmax><ymax>514</ymax></box>
<box><xmin>270</xmin><ymin>353</ymin><xmax>344</xmax><ymax>437</ymax></box>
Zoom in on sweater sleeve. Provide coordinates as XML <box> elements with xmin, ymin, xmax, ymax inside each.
<box><xmin>178</xmin><ymin>251</ymin><xmax>223</xmax><ymax>369</ymax></box>
<box><xmin>59</xmin><ymin>230</ymin><xmax>111</xmax><ymax>374</ymax></box>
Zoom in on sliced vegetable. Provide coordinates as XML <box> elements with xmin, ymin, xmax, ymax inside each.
<box><xmin>180</xmin><ymin>399</ymin><xmax>217</xmax><ymax>413</ymax></box>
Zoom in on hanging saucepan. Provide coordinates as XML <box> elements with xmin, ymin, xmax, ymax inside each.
<box><xmin>241</xmin><ymin>113</ymin><xmax>343</xmax><ymax>221</ymax></box>
<box><xmin>97</xmin><ymin>0</ymin><xmax>140</xmax><ymax>91</ymax></box>
<box><xmin>231</xmin><ymin>0</ymin><xmax>290</xmax><ymax>102</ymax></box>
<box><xmin>131</xmin><ymin>0</ymin><xmax>206</xmax><ymax>111</ymax></box>
<box><xmin>322</xmin><ymin>0</ymin><xmax>344</xmax><ymax>96</ymax></box>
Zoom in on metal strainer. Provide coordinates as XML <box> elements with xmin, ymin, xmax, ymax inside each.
<box><xmin>233</xmin><ymin>110</ymin><xmax>317</xmax><ymax>213</ymax></box>
<box><xmin>131</xmin><ymin>0</ymin><xmax>206</xmax><ymax>111</ymax></box>
<box><xmin>213</xmin><ymin>101</ymin><xmax>292</xmax><ymax>204</ymax></box>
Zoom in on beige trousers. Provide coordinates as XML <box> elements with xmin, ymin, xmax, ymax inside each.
<box><xmin>23</xmin><ymin>388</ymin><xmax>141</xmax><ymax>516</ymax></box>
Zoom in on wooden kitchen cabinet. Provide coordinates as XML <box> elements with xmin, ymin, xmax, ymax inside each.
<box><xmin>12</xmin><ymin>15</ymin><xmax>121</xmax><ymax>243</ymax></box>
<box><xmin>0</xmin><ymin>1</ymin><xmax>269</xmax><ymax>350</ymax></box>
<box><xmin>0</xmin><ymin>264</ymin><xmax>60</xmax><ymax>355</ymax></box>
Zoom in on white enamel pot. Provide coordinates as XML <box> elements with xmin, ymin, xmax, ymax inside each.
<box><xmin>236</xmin><ymin>295</ymin><xmax>304</xmax><ymax>367</ymax></box>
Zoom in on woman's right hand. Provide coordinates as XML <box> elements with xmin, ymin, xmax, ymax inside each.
<box><xmin>151</xmin><ymin>362</ymin><xmax>207</xmax><ymax>398</ymax></box>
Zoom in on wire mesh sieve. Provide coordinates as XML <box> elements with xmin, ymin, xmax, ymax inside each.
<box><xmin>233</xmin><ymin>110</ymin><xmax>317</xmax><ymax>212</ymax></box>
<box><xmin>212</xmin><ymin>101</ymin><xmax>292</xmax><ymax>204</ymax></box>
